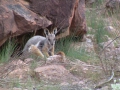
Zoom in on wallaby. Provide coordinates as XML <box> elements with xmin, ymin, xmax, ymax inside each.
<box><xmin>22</xmin><ymin>28</ymin><xmax>57</xmax><ymax>57</ymax></box>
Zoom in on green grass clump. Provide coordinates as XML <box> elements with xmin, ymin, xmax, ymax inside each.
<box><xmin>55</xmin><ymin>36</ymin><xmax>73</xmax><ymax>54</ymax></box>
<box><xmin>0</xmin><ymin>39</ymin><xmax>17</xmax><ymax>63</ymax></box>
<box><xmin>86</xmin><ymin>9</ymin><xmax>110</xmax><ymax>44</ymax></box>
<box><xmin>66</xmin><ymin>47</ymin><xmax>91</xmax><ymax>61</ymax></box>
<box><xmin>55</xmin><ymin>36</ymin><xmax>95</xmax><ymax>62</ymax></box>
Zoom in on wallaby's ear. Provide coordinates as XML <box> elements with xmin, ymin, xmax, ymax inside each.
<box><xmin>53</xmin><ymin>28</ymin><xmax>57</xmax><ymax>35</ymax></box>
<box><xmin>44</xmin><ymin>28</ymin><xmax>50</xmax><ymax>35</ymax></box>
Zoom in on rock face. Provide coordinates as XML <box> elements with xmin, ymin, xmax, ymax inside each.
<box><xmin>0</xmin><ymin>0</ymin><xmax>51</xmax><ymax>46</ymax></box>
<box><xmin>0</xmin><ymin>0</ymin><xmax>86</xmax><ymax>46</ymax></box>
<box><xmin>29</xmin><ymin>0</ymin><xmax>86</xmax><ymax>38</ymax></box>
<box><xmin>70</xmin><ymin>0</ymin><xmax>86</xmax><ymax>37</ymax></box>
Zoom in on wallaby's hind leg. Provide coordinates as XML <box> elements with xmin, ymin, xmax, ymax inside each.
<box><xmin>29</xmin><ymin>45</ymin><xmax>44</xmax><ymax>58</ymax></box>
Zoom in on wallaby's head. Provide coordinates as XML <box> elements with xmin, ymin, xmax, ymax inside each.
<box><xmin>44</xmin><ymin>28</ymin><xmax>57</xmax><ymax>46</ymax></box>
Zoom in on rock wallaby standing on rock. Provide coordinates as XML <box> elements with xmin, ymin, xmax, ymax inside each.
<box><xmin>22</xmin><ymin>28</ymin><xmax>57</xmax><ymax>58</ymax></box>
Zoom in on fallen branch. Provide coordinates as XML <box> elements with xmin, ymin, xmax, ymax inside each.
<box><xmin>94</xmin><ymin>69</ymin><xmax>114</xmax><ymax>89</ymax></box>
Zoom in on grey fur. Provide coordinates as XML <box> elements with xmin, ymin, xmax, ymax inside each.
<box><xmin>22</xmin><ymin>35</ymin><xmax>46</xmax><ymax>53</ymax></box>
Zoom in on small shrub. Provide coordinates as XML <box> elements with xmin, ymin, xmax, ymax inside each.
<box><xmin>111</xmin><ymin>80</ymin><xmax>120</xmax><ymax>90</ymax></box>
<box><xmin>111</xmin><ymin>83</ymin><xmax>120</xmax><ymax>90</ymax></box>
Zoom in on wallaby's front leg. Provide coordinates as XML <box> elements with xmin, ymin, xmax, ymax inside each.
<box><xmin>51</xmin><ymin>46</ymin><xmax>54</xmax><ymax>56</ymax></box>
<box><xmin>42</xmin><ymin>47</ymin><xmax>49</xmax><ymax>57</ymax></box>
<box><xmin>49</xmin><ymin>46</ymin><xmax>54</xmax><ymax>56</ymax></box>
<box><xmin>43</xmin><ymin>52</ymin><xmax>49</xmax><ymax>57</ymax></box>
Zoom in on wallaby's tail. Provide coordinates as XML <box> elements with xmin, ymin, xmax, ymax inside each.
<box><xmin>16</xmin><ymin>45</ymin><xmax>28</xmax><ymax>57</ymax></box>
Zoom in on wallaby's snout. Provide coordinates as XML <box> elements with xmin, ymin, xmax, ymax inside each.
<box><xmin>47</xmin><ymin>34</ymin><xmax>55</xmax><ymax>46</ymax></box>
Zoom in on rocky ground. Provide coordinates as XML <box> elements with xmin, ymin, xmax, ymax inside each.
<box><xmin>1</xmin><ymin>33</ymin><xmax>120</xmax><ymax>90</ymax></box>
<box><xmin>0</xmin><ymin>55</ymin><xmax>101</xmax><ymax>90</ymax></box>
<box><xmin>1</xmin><ymin>0</ymin><xmax>120</xmax><ymax>90</ymax></box>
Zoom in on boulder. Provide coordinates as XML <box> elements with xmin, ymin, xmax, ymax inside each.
<box><xmin>0</xmin><ymin>0</ymin><xmax>87</xmax><ymax>46</ymax></box>
<box><xmin>29</xmin><ymin>0</ymin><xmax>86</xmax><ymax>38</ymax></box>
<box><xmin>70</xmin><ymin>0</ymin><xmax>87</xmax><ymax>37</ymax></box>
<box><xmin>0</xmin><ymin>0</ymin><xmax>52</xmax><ymax>46</ymax></box>
<box><xmin>34</xmin><ymin>65</ymin><xmax>78</xmax><ymax>83</ymax></box>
